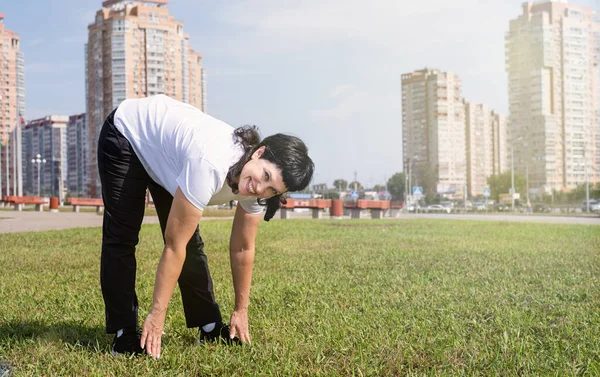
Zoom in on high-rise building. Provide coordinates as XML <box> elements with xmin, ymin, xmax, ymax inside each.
<box><xmin>506</xmin><ymin>1</ymin><xmax>600</xmax><ymax>195</ymax></box>
<box><xmin>402</xmin><ymin>68</ymin><xmax>467</xmax><ymax>198</ymax></box>
<box><xmin>21</xmin><ymin>116</ymin><xmax>69</xmax><ymax>199</ymax></box>
<box><xmin>86</xmin><ymin>0</ymin><xmax>206</xmax><ymax>197</ymax></box>
<box><xmin>465</xmin><ymin>102</ymin><xmax>492</xmax><ymax>197</ymax></box>
<box><xmin>464</xmin><ymin>103</ymin><xmax>508</xmax><ymax>197</ymax></box>
<box><xmin>0</xmin><ymin>13</ymin><xmax>25</xmax><ymax>197</ymax></box>
<box><xmin>66</xmin><ymin>113</ymin><xmax>89</xmax><ymax>197</ymax></box>
<box><xmin>491</xmin><ymin>111</ymin><xmax>508</xmax><ymax>177</ymax></box>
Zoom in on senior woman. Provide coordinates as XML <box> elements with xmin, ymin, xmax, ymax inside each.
<box><xmin>97</xmin><ymin>94</ymin><xmax>314</xmax><ymax>358</ymax></box>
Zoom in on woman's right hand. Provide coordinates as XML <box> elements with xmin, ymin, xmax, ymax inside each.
<box><xmin>141</xmin><ymin>308</ymin><xmax>166</xmax><ymax>359</ymax></box>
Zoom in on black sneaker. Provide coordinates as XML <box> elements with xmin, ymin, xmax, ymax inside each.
<box><xmin>111</xmin><ymin>328</ymin><xmax>145</xmax><ymax>356</ymax></box>
<box><xmin>199</xmin><ymin>322</ymin><xmax>241</xmax><ymax>345</ymax></box>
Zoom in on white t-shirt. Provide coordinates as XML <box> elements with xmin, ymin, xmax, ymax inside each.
<box><xmin>113</xmin><ymin>94</ymin><xmax>264</xmax><ymax>215</ymax></box>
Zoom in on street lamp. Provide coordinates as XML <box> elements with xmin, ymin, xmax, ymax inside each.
<box><xmin>31</xmin><ymin>154</ymin><xmax>46</xmax><ymax>196</ymax></box>
<box><xmin>405</xmin><ymin>155</ymin><xmax>419</xmax><ymax>207</ymax></box>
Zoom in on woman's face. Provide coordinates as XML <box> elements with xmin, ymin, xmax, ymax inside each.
<box><xmin>238</xmin><ymin>146</ymin><xmax>287</xmax><ymax>199</ymax></box>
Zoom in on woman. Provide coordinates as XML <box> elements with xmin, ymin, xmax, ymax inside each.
<box><xmin>97</xmin><ymin>94</ymin><xmax>314</xmax><ymax>358</ymax></box>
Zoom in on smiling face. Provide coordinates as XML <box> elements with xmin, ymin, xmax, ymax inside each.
<box><xmin>237</xmin><ymin>146</ymin><xmax>288</xmax><ymax>199</ymax></box>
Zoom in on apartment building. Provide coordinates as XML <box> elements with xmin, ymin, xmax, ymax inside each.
<box><xmin>0</xmin><ymin>13</ymin><xmax>25</xmax><ymax>197</ymax></box>
<box><xmin>86</xmin><ymin>0</ymin><xmax>206</xmax><ymax>197</ymax></box>
<box><xmin>506</xmin><ymin>1</ymin><xmax>600</xmax><ymax>194</ymax></box>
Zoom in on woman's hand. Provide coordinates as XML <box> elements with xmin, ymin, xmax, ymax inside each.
<box><xmin>141</xmin><ymin>308</ymin><xmax>166</xmax><ymax>359</ymax></box>
<box><xmin>229</xmin><ymin>308</ymin><xmax>251</xmax><ymax>344</ymax></box>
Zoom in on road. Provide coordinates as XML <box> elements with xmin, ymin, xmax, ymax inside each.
<box><xmin>0</xmin><ymin>210</ymin><xmax>598</xmax><ymax>234</ymax></box>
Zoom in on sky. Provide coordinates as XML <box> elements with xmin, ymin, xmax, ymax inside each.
<box><xmin>1</xmin><ymin>0</ymin><xmax>598</xmax><ymax>188</ymax></box>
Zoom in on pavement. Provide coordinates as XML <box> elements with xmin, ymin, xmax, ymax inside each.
<box><xmin>0</xmin><ymin>210</ymin><xmax>160</xmax><ymax>233</ymax></box>
<box><xmin>0</xmin><ymin>209</ymin><xmax>598</xmax><ymax>234</ymax></box>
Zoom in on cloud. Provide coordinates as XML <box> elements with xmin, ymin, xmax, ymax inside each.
<box><xmin>213</xmin><ymin>0</ymin><xmax>504</xmax><ymax>55</ymax></box>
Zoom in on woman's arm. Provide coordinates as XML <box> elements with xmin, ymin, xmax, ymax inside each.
<box><xmin>228</xmin><ymin>204</ymin><xmax>261</xmax><ymax>344</ymax></box>
<box><xmin>141</xmin><ymin>187</ymin><xmax>202</xmax><ymax>358</ymax></box>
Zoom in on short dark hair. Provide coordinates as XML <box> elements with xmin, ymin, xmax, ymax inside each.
<box><xmin>227</xmin><ymin>127</ymin><xmax>315</xmax><ymax>221</ymax></box>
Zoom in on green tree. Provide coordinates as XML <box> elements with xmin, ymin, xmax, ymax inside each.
<box><xmin>373</xmin><ymin>184</ymin><xmax>386</xmax><ymax>191</ymax></box>
<box><xmin>415</xmin><ymin>164</ymin><xmax>438</xmax><ymax>204</ymax></box>
<box><xmin>349</xmin><ymin>181</ymin><xmax>363</xmax><ymax>191</ymax></box>
<box><xmin>487</xmin><ymin>171</ymin><xmax>526</xmax><ymax>202</ymax></box>
<box><xmin>332</xmin><ymin>179</ymin><xmax>348</xmax><ymax>191</ymax></box>
<box><xmin>386</xmin><ymin>172</ymin><xmax>406</xmax><ymax>202</ymax></box>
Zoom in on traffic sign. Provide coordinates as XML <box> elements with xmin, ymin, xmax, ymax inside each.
<box><xmin>350</xmin><ymin>191</ymin><xmax>359</xmax><ymax>199</ymax></box>
<box><xmin>412</xmin><ymin>186</ymin><xmax>423</xmax><ymax>198</ymax></box>
<box><xmin>483</xmin><ymin>188</ymin><xmax>491</xmax><ymax>197</ymax></box>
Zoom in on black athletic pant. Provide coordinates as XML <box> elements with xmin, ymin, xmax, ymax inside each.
<box><xmin>97</xmin><ymin>109</ymin><xmax>222</xmax><ymax>334</ymax></box>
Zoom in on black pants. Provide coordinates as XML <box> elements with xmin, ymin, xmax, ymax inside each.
<box><xmin>97</xmin><ymin>109</ymin><xmax>222</xmax><ymax>334</ymax></box>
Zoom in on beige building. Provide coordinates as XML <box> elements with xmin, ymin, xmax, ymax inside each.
<box><xmin>491</xmin><ymin>111</ymin><xmax>508</xmax><ymax>177</ymax></box>
<box><xmin>86</xmin><ymin>0</ymin><xmax>206</xmax><ymax>197</ymax></box>
<box><xmin>0</xmin><ymin>13</ymin><xmax>25</xmax><ymax>197</ymax></box>
<box><xmin>506</xmin><ymin>1</ymin><xmax>600</xmax><ymax>195</ymax></box>
<box><xmin>465</xmin><ymin>103</ymin><xmax>508</xmax><ymax>197</ymax></box>
<box><xmin>402</xmin><ymin>68</ymin><xmax>467</xmax><ymax>198</ymax></box>
<box><xmin>465</xmin><ymin>102</ymin><xmax>492</xmax><ymax>197</ymax></box>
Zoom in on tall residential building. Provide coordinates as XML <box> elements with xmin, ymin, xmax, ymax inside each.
<box><xmin>402</xmin><ymin>68</ymin><xmax>466</xmax><ymax>198</ymax></box>
<box><xmin>67</xmin><ymin>113</ymin><xmax>89</xmax><ymax>197</ymax></box>
<box><xmin>86</xmin><ymin>0</ymin><xmax>206</xmax><ymax>197</ymax></box>
<box><xmin>464</xmin><ymin>103</ymin><xmax>508</xmax><ymax>197</ymax></box>
<box><xmin>491</xmin><ymin>111</ymin><xmax>508</xmax><ymax>177</ymax></box>
<box><xmin>0</xmin><ymin>13</ymin><xmax>25</xmax><ymax>197</ymax></box>
<box><xmin>465</xmin><ymin>102</ymin><xmax>493</xmax><ymax>197</ymax></box>
<box><xmin>21</xmin><ymin>116</ymin><xmax>68</xmax><ymax>200</ymax></box>
<box><xmin>506</xmin><ymin>1</ymin><xmax>600</xmax><ymax>195</ymax></box>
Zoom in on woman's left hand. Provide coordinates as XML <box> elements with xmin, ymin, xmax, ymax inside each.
<box><xmin>141</xmin><ymin>308</ymin><xmax>166</xmax><ymax>358</ymax></box>
<box><xmin>229</xmin><ymin>308</ymin><xmax>251</xmax><ymax>344</ymax></box>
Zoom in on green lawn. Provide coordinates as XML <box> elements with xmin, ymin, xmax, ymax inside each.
<box><xmin>0</xmin><ymin>219</ymin><xmax>598</xmax><ymax>376</ymax></box>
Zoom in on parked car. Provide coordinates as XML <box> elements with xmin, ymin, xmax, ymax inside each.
<box><xmin>533</xmin><ymin>203</ymin><xmax>551</xmax><ymax>213</ymax></box>
<box><xmin>472</xmin><ymin>201</ymin><xmax>487</xmax><ymax>211</ymax></box>
<box><xmin>440</xmin><ymin>201</ymin><xmax>454</xmax><ymax>209</ymax></box>
<box><xmin>494</xmin><ymin>202</ymin><xmax>510</xmax><ymax>212</ymax></box>
<box><xmin>581</xmin><ymin>199</ymin><xmax>600</xmax><ymax>212</ymax></box>
<box><xmin>426</xmin><ymin>204</ymin><xmax>451</xmax><ymax>214</ymax></box>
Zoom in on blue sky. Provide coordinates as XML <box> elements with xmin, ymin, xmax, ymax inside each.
<box><xmin>1</xmin><ymin>0</ymin><xmax>598</xmax><ymax>188</ymax></box>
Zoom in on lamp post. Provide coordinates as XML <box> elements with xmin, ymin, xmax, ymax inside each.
<box><xmin>31</xmin><ymin>154</ymin><xmax>46</xmax><ymax>196</ymax></box>
<box><xmin>406</xmin><ymin>155</ymin><xmax>419</xmax><ymax>209</ymax></box>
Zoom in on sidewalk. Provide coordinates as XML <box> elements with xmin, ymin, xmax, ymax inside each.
<box><xmin>0</xmin><ymin>210</ymin><xmax>160</xmax><ymax>234</ymax></box>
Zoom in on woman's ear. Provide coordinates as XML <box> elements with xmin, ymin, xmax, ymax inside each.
<box><xmin>252</xmin><ymin>146</ymin><xmax>266</xmax><ymax>159</ymax></box>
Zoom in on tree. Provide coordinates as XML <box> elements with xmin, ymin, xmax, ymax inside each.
<box><xmin>333</xmin><ymin>179</ymin><xmax>348</xmax><ymax>191</ymax></box>
<box><xmin>415</xmin><ymin>164</ymin><xmax>438</xmax><ymax>204</ymax></box>
<box><xmin>487</xmin><ymin>171</ymin><xmax>526</xmax><ymax>202</ymax></box>
<box><xmin>386</xmin><ymin>172</ymin><xmax>406</xmax><ymax>202</ymax></box>
<box><xmin>373</xmin><ymin>184</ymin><xmax>386</xmax><ymax>191</ymax></box>
<box><xmin>348</xmin><ymin>181</ymin><xmax>363</xmax><ymax>191</ymax></box>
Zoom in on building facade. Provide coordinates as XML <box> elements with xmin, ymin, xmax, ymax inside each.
<box><xmin>0</xmin><ymin>13</ymin><xmax>25</xmax><ymax>197</ymax></box>
<box><xmin>491</xmin><ymin>111</ymin><xmax>508</xmax><ymax>177</ymax></box>
<box><xmin>66</xmin><ymin>113</ymin><xmax>89</xmax><ymax>197</ymax></box>
<box><xmin>465</xmin><ymin>102</ymin><xmax>493</xmax><ymax>197</ymax></box>
<box><xmin>21</xmin><ymin>116</ymin><xmax>69</xmax><ymax>200</ymax></box>
<box><xmin>464</xmin><ymin>103</ymin><xmax>509</xmax><ymax>197</ymax></box>
<box><xmin>506</xmin><ymin>1</ymin><xmax>600</xmax><ymax>194</ymax></box>
<box><xmin>86</xmin><ymin>0</ymin><xmax>206</xmax><ymax>197</ymax></box>
<box><xmin>402</xmin><ymin>68</ymin><xmax>467</xmax><ymax>198</ymax></box>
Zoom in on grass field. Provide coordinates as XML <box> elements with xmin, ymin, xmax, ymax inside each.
<box><xmin>0</xmin><ymin>219</ymin><xmax>599</xmax><ymax>376</ymax></box>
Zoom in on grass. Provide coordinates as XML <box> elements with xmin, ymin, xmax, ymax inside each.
<box><xmin>0</xmin><ymin>219</ymin><xmax>599</xmax><ymax>376</ymax></box>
